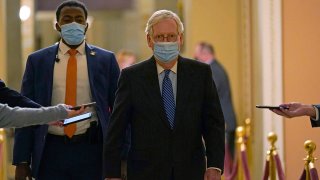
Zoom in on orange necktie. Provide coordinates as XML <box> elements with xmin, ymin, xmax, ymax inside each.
<box><xmin>64</xmin><ymin>49</ymin><xmax>77</xmax><ymax>138</ymax></box>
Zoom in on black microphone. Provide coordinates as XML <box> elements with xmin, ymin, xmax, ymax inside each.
<box><xmin>55</xmin><ymin>55</ymin><xmax>60</xmax><ymax>63</ymax></box>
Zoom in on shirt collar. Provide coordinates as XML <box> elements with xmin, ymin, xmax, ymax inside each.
<box><xmin>59</xmin><ymin>40</ymin><xmax>86</xmax><ymax>55</ymax></box>
<box><xmin>156</xmin><ymin>61</ymin><xmax>178</xmax><ymax>75</ymax></box>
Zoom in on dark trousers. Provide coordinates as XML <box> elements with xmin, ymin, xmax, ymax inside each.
<box><xmin>37</xmin><ymin>127</ymin><xmax>102</xmax><ymax>180</ymax></box>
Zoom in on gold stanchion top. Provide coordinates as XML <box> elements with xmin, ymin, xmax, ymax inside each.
<box><xmin>303</xmin><ymin>139</ymin><xmax>317</xmax><ymax>171</ymax></box>
<box><xmin>0</xmin><ymin>128</ymin><xmax>4</xmax><ymax>142</ymax></box>
<box><xmin>236</xmin><ymin>126</ymin><xmax>245</xmax><ymax>138</ymax></box>
<box><xmin>236</xmin><ymin>126</ymin><xmax>245</xmax><ymax>145</ymax></box>
<box><xmin>304</xmin><ymin>140</ymin><xmax>316</xmax><ymax>156</ymax></box>
<box><xmin>268</xmin><ymin>132</ymin><xmax>277</xmax><ymax>146</ymax></box>
<box><xmin>245</xmin><ymin>118</ymin><xmax>251</xmax><ymax>125</ymax></box>
<box><xmin>244</xmin><ymin>118</ymin><xmax>251</xmax><ymax>137</ymax></box>
<box><xmin>267</xmin><ymin>132</ymin><xmax>278</xmax><ymax>153</ymax></box>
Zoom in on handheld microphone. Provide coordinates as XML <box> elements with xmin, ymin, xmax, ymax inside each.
<box><xmin>55</xmin><ymin>55</ymin><xmax>60</xmax><ymax>63</ymax></box>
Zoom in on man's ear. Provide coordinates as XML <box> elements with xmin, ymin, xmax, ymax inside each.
<box><xmin>179</xmin><ymin>33</ymin><xmax>184</xmax><ymax>45</ymax></box>
<box><xmin>147</xmin><ymin>34</ymin><xmax>152</xmax><ymax>48</ymax></box>
<box><xmin>55</xmin><ymin>22</ymin><xmax>61</xmax><ymax>32</ymax></box>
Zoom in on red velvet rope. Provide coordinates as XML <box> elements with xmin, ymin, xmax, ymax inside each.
<box><xmin>241</xmin><ymin>149</ymin><xmax>251</xmax><ymax>180</ymax></box>
<box><xmin>309</xmin><ymin>167</ymin><xmax>319</xmax><ymax>180</ymax></box>
<box><xmin>224</xmin><ymin>143</ymin><xmax>233</xmax><ymax>176</ymax></box>
<box><xmin>262</xmin><ymin>160</ymin><xmax>269</xmax><ymax>180</ymax></box>
<box><xmin>224</xmin><ymin>155</ymin><xmax>238</xmax><ymax>180</ymax></box>
<box><xmin>274</xmin><ymin>154</ymin><xmax>285</xmax><ymax>180</ymax></box>
<box><xmin>300</xmin><ymin>169</ymin><xmax>306</xmax><ymax>180</ymax></box>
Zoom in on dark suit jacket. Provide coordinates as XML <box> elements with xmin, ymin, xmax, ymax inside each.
<box><xmin>209</xmin><ymin>60</ymin><xmax>237</xmax><ymax>132</ymax></box>
<box><xmin>12</xmin><ymin>43</ymin><xmax>120</xmax><ymax>178</ymax></box>
<box><xmin>0</xmin><ymin>80</ymin><xmax>40</xmax><ymax>108</ymax></box>
<box><xmin>104</xmin><ymin>56</ymin><xmax>225</xmax><ymax>180</ymax></box>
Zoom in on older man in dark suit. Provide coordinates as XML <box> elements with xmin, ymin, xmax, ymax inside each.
<box><xmin>104</xmin><ymin>10</ymin><xmax>225</xmax><ymax>180</ymax></box>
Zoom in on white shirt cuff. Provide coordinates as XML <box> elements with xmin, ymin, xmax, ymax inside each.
<box><xmin>311</xmin><ymin>105</ymin><xmax>319</xmax><ymax>121</ymax></box>
<box><xmin>207</xmin><ymin>167</ymin><xmax>222</xmax><ymax>174</ymax></box>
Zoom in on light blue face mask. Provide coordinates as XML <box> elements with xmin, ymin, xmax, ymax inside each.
<box><xmin>153</xmin><ymin>42</ymin><xmax>180</xmax><ymax>63</ymax></box>
<box><xmin>60</xmin><ymin>22</ymin><xmax>86</xmax><ymax>45</ymax></box>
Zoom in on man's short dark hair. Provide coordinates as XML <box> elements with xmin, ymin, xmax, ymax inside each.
<box><xmin>56</xmin><ymin>0</ymin><xmax>88</xmax><ymax>21</ymax></box>
<box><xmin>199</xmin><ymin>42</ymin><xmax>215</xmax><ymax>55</ymax></box>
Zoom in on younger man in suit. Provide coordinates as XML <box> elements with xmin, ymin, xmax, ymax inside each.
<box><xmin>104</xmin><ymin>10</ymin><xmax>225</xmax><ymax>180</ymax></box>
<box><xmin>13</xmin><ymin>1</ymin><xmax>122</xmax><ymax>179</ymax></box>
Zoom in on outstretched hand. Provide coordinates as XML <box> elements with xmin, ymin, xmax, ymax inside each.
<box><xmin>270</xmin><ymin>102</ymin><xmax>316</xmax><ymax>118</ymax></box>
<box><xmin>67</xmin><ymin>105</ymin><xmax>86</xmax><ymax>118</ymax></box>
<box><xmin>48</xmin><ymin>106</ymin><xmax>86</xmax><ymax>127</ymax></box>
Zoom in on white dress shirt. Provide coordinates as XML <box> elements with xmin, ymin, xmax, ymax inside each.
<box><xmin>156</xmin><ymin>61</ymin><xmax>177</xmax><ymax>102</ymax></box>
<box><xmin>48</xmin><ymin>40</ymin><xmax>97</xmax><ymax>136</ymax></box>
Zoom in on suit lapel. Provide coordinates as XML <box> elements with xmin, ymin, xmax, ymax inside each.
<box><xmin>85</xmin><ymin>44</ymin><xmax>97</xmax><ymax>97</ymax></box>
<box><xmin>174</xmin><ymin>57</ymin><xmax>195</xmax><ymax>130</ymax></box>
<box><xmin>45</xmin><ymin>44</ymin><xmax>58</xmax><ymax>106</ymax></box>
<box><xmin>142</xmin><ymin>57</ymin><xmax>171</xmax><ymax>129</ymax></box>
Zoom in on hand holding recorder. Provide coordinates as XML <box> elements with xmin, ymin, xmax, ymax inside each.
<box><xmin>69</xmin><ymin>102</ymin><xmax>96</xmax><ymax>110</ymax></box>
<box><xmin>67</xmin><ymin>105</ymin><xmax>86</xmax><ymax>118</ymax></box>
<box><xmin>48</xmin><ymin>105</ymin><xmax>87</xmax><ymax>127</ymax></box>
<box><xmin>63</xmin><ymin>102</ymin><xmax>96</xmax><ymax>126</ymax></box>
<box><xmin>256</xmin><ymin>105</ymin><xmax>289</xmax><ymax>110</ymax></box>
<box><xmin>258</xmin><ymin>102</ymin><xmax>316</xmax><ymax>119</ymax></box>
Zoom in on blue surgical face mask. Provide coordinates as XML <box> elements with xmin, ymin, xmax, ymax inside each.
<box><xmin>60</xmin><ymin>22</ymin><xmax>86</xmax><ymax>45</ymax></box>
<box><xmin>153</xmin><ymin>42</ymin><xmax>180</xmax><ymax>63</ymax></box>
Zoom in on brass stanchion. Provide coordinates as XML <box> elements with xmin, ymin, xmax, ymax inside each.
<box><xmin>267</xmin><ymin>132</ymin><xmax>277</xmax><ymax>180</ymax></box>
<box><xmin>263</xmin><ymin>132</ymin><xmax>285</xmax><ymax>180</ymax></box>
<box><xmin>244</xmin><ymin>118</ymin><xmax>251</xmax><ymax>141</ymax></box>
<box><xmin>303</xmin><ymin>140</ymin><xmax>317</xmax><ymax>180</ymax></box>
<box><xmin>225</xmin><ymin>122</ymin><xmax>251</xmax><ymax>180</ymax></box>
<box><xmin>244</xmin><ymin>118</ymin><xmax>252</xmax><ymax>173</ymax></box>
<box><xmin>0</xmin><ymin>128</ymin><xmax>7</xmax><ymax>179</ymax></box>
<box><xmin>236</xmin><ymin>126</ymin><xmax>245</xmax><ymax>180</ymax></box>
<box><xmin>236</xmin><ymin>126</ymin><xmax>250</xmax><ymax>180</ymax></box>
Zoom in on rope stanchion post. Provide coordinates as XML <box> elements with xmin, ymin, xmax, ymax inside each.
<box><xmin>244</xmin><ymin>118</ymin><xmax>252</xmax><ymax>172</ymax></box>
<box><xmin>236</xmin><ymin>126</ymin><xmax>252</xmax><ymax>180</ymax></box>
<box><xmin>263</xmin><ymin>132</ymin><xmax>285</xmax><ymax>180</ymax></box>
<box><xmin>225</xmin><ymin>123</ymin><xmax>251</xmax><ymax>180</ymax></box>
<box><xmin>303</xmin><ymin>140</ymin><xmax>317</xmax><ymax>180</ymax></box>
<box><xmin>244</xmin><ymin>118</ymin><xmax>251</xmax><ymax>142</ymax></box>
<box><xmin>0</xmin><ymin>128</ymin><xmax>6</xmax><ymax>179</ymax></box>
<box><xmin>267</xmin><ymin>132</ymin><xmax>277</xmax><ymax>180</ymax></box>
<box><xmin>236</xmin><ymin>126</ymin><xmax>245</xmax><ymax>180</ymax></box>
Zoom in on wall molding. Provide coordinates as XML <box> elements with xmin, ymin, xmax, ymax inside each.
<box><xmin>257</xmin><ymin>0</ymin><xmax>284</xmax><ymax>167</ymax></box>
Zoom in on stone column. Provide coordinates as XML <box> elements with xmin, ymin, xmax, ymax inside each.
<box><xmin>4</xmin><ymin>0</ymin><xmax>22</xmax><ymax>90</ymax></box>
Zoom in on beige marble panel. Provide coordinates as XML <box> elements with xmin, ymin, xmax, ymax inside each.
<box><xmin>0</xmin><ymin>0</ymin><xmax>6</xmax><ymax>81</ymax></box>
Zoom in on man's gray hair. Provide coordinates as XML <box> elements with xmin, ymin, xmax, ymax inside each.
<box><xmin>145</xmin><ymin>10</ymin><xmax>184</xmax><ymax>35</ymax></box>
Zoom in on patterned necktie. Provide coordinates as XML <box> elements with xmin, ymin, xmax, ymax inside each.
<box><xmin>64</xmin><ymin>49</ymin><xmax>77</xmax><ymax>138</ymax></box>
<box><xmin>162</xmin><ymin>70</ymin><xmax>175</xmax><ymax>129</ymax></box>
